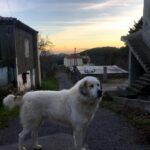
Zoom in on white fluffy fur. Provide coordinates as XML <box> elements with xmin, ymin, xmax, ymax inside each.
<box><xmin>3</xmin><ymin>76</ymin><xmax>102</xmax><ymax>150</ymax></box>
<box><xmin>3</xmin><ymin>95</ymin><xmax>16</xmax><ymax>109</ymax></box>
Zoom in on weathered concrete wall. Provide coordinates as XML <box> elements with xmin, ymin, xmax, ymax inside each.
<box><xmin>15</xmin><ymin>28</ymin><xmax>34</xmax><ymax>74</ymax></box>
<box><xmin>0</xmin><ymin>67</ymin><xmax>8</xmax><ymax>86</ymax></box>
<box><xmin>31</xmin><ymin>68</ymin><xmax>35</xmax><ymax>88</ymax></box>
<box><xmin>129</xmin><ymin>51</ymin><xmax>144</xmax><ymax>86</ymax></box>
<box><xmin>142</xmin><ymin>0</ymin><xmax>150</xmax><ymax>48</ymax></box>
<box><xmin>64</xmin><ymin>58</ymin><xmax>83</xmax><ymax>67</ymax></box>
<box><xmin>33</xmin><ymin>35</ymin><xmax>41</xmax><ymax>88</ymax></box>
<box><xmin>17</xmin><ymin>70</ymin><xmax>31</xmax><ymax>92</ymax></box>
<box><xmin>114</xmin><ymin>96</ymin><xmax>150</xmax><ymax>113</ymax></box>
<box><xmin>143</xmin><ymin>0</ymin><xmax>150</xmax><ymax>26</ymax></box>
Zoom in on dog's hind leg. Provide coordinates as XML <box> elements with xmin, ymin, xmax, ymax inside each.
<box><xmin>32</xmin><ymin>129</ymin><xmax>42</xmax><ymax>150</ymax></box>
<box><xmin>73</xmin><ymin>126</ymin><xmax>89</xmax><ymax>150</ymax></box>
<box><xmin>73</xmin><ymin>127</ymin><xmax>84</xmax><ymax>150</ymax></box>
<box><xmin>18</xmin><ymin>128</ymin><xmax>30</xmax><ymax>150</ymax></box>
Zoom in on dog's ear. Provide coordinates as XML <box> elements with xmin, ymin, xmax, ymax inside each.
<box><xmin>79</xmin><ymin>80</ymin><xmax>88</xmax><ymax>96</ymax></box>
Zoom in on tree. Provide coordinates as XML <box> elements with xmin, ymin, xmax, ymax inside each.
<box><xmin>38</xmin><ymin>35</ymin><xmax>54</xmax><ymax>51</ymax></box>
<box><xmin>129</xmin><ymin>17</ymin><xmax>143</xmax><ymax>34</ymax></box>
<box><xmin>38</xmin><ymin>34</ymin><xmax>55</xmax><ymax>78</ymax></box>
<box><xmin>80</xmin><ymin>47</ymin><xmax>129</xmax><ymax>69</ymax></box>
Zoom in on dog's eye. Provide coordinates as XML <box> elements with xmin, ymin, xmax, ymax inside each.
<box><xmin>97</xmin><ymin>84</ymin><xmax>100</xmax><ymax>86</ymax></box>
<box><xmin>90</xmin><ymin>84</ymin><xmax>94</xmax><ymax>88</ymax></box>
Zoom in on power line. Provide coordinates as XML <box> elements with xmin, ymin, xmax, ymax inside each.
<box><xmin>6</xmin><ymin>0</ymin><xmax>13</xmax><ymax>16</ymax></box>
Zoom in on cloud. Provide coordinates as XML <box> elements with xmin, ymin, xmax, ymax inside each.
<box><xmin>82</xmin><ymin>0</ymin><xmax>142</xmax><ymax>10</ymax></box>
<box><xmin>34</xmin><ymin>0</ymin><xmax>142</xmax><ymax>33</ymax></box>
<box><xmin>0</xmin><ymin>0</ymin><xmax>143</xmax><ymax>53</ymax></box>
<box><xmin>48</xmin><ymin>3</ymin><xmax>143</xmax><ymax>53</ymax></box>
<box><xmin>0</xmin><ymin>0</ymin><xmax>37</xmax><ymax>16</ymax></box>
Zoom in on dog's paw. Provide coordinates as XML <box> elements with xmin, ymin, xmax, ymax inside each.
<box><xmin>82</xmin><ymin>148</ymin><xmax>88</xmax><ymax>150</ymax></box>
<box><xmin>82</xmin><ymin>144</ymin><xmax>90</xmax><ymax>150</ymax></box>
<box><xmin>82</xmin><ymin>148</ymin><xmax>90</xmax><ymax>150</ymax></box>
<box><xmin>33</xmin><ymin>144</ymin><xmax>43</xmax><ymax>150</ymax></box>
<box><xmin>18</xmin><ymin>146</ymin><xmax>27</xmax><ymax>150</ymax></box>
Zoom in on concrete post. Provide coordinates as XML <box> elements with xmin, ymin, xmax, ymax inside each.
<box><xmin>143</xmin><ymin>0</ymin><xmax>150</xmax><ymax>27</ymax></box>
<box><xmin>33</xmin><ymin>34</ymin><xmax>41</xmax><ymax>88</ymax></box>
<box><xmin>103</xmin><ymin>66</ymin><xmax>107</xmax><ymax>82</ymax></box>
<box><xmin>142</xmin><ymin>0</ymin><xmax>150</xmax><ymax>48</ymax></box>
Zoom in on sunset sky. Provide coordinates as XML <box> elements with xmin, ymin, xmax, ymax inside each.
<box><xmin>0</xmin><ymin>0</ymin><xmax>143</xmax><ymax>53</ymax></box>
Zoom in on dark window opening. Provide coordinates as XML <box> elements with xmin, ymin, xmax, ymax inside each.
<box><xmin>6</xmin><ymin>27</ymin><xmax>11</xmax><ymax>37</ymax></box>
<box><xmin>24</xmin><ymin>38</ymin><xmax>29</xmax><ymax>58</ymax></box>
<box><xmin>22</xmin><ymin>73</ymin><xmax>27</xmax><ymax>84</ymax></box>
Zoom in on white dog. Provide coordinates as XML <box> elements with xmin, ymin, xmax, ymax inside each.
<box><xmin>3</xmin><ymin>76</ymin><xmax>102</xmax><ymax>150</ymax></box>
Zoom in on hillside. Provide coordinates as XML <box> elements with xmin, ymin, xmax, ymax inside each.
<box><xmin>80</xmin><ymin>46</ymin><xmax>129</xmax><ymax>70</ymax></box>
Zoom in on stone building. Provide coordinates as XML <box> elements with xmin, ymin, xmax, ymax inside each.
<box><xmin>0</xmin><ymin>17</ymin><xmax>41</xmax><ymax>91</ymax></box>
<box><xmin>64</xmin><ymin>54</ymin><xmax>83</xmax><ymax>67</ymax></box>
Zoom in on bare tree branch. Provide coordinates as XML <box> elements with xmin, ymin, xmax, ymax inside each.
<box><xmin>38</xmin><ymin>35</ymin><xmax>54</xmax><ymax>52</ymax></box>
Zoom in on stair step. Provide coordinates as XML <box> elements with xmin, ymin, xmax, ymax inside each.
<box><xmin>145</xmin><ymin>65</ymin><xmax>150</xmax><ymax>71</ymax></box>
<box><xmin>143</xmin><ymin>73</ymin><xmax>150</xmax><ymax>77</ymax></box>
<box><xmin>140</xmin><ymin>76</ymin><xmax>150</xmax><ymax>82</ymax></box>
<box><xmin>130</xmin><ymin>87</ymin><xmax>141</xmax><ymax>93</ymax></box>
<box><xmin>131</xmin><ymin>83</ymin><xmax>144</xmax><ymax>89</ymax></box>
<box><xmin>135</xmin><ymin>80</ymin><xmax>150</xmax><ymax>86</ymax></box>
<box><xmin>117</xmin><ymin>88</ymin><xmax>137</xmax><ymax>98</ymax></box>
<box><xmin>136</xmin><ymin>54</ymin><xmax>150</xmax><ymax>71</ymax></box>
<box><xmin>138</xmin><ymin>59</ymin><xmax>148</xmax><ymax>70</ymax></box>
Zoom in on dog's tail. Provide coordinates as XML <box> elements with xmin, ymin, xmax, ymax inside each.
<box><xmin>3</xmin><ymin>94</ymin><xmax>23</xmax><ymax>110</ymax></box>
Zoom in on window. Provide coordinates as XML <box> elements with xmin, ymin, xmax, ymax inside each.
<box><xmin>24</xmin><ymin>38</ymin><xmax>29</xmax><ymax>58</ymax></box>
<box><xmin>22</xmin><ymin>73</ymin><xmax>27</xmax><ymax>84</ymax></box>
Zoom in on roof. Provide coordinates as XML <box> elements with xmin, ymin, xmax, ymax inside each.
<box><xmin>0</xmin><ymin>16</ymin><xmax>38</xmax><ymax>34</ymax></box>
<box><xmin>77</xmin><ymin>65</ymin><xmax>128</xmax><ymax>75</ymax></box>
<box><xmin>65</xmin><ymin>54</ymin><xmax>82</xmax><ymax>59</ymax></box>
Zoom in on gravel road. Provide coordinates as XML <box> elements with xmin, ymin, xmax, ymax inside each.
<box><xmin>0</xmin><ymin>72</ymin><xmax>149</xmax><ymax>150</ymax></box>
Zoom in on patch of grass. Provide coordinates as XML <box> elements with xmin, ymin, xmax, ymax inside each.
<box><xmin>41</xmin><ymin>76</ymin><xmax>58</xmax><ymax>90</ymax></box>
<box><xmin>0</xmin><ymin>106</ymin><xmax>19</xmax><ymax>129</ymax></box>
<box><xmin>0</xmin><ymin>88</ymin><xmax>10</xmax><ymax>107</ymax></box>
<box><xmin>101</xmin><ymin>94</ymin><xmax>125</xmax><ymax>114</ymax></box>
<box><xmin>0</xmin><ymin>88</ymin><xmax>19</xmax><ymax>128</ymax></box>
<box><xmin>0</xmin><ymin>76</ymin><xmax>59</xmax><ymax>129</ymax></box>
<box><xmin>133</xmin><ymin>116</ymin><xmax>150</xmax><ymax>126</ymax></box>
<box><xmin>101</xmin><ymin>94</ymin><xmax>150</xmax><ymax>144</ymax></box>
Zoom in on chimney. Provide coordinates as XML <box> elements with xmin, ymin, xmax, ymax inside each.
<box><xmin>142</xmin><ymin>0</ymin><xmax>150</xmax><ymax>48</ymax></box>
<box><xmin>143</xmin><ymin>0</ymin><xmax>150</xmax><ymax>27</ymax></box>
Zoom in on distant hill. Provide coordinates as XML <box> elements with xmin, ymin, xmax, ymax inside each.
<box><xmin>80</xmin><ymin>46</ymin><xmax>129</xmax><ymax>70</ymax></box>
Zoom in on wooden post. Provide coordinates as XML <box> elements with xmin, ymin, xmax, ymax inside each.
<box><xmin>103</xmin><ymin>66</ymin><xmax>107</xmax><ymax>82</ymax></box>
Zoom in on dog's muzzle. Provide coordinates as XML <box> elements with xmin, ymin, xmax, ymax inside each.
<box><xmin>97</xmin><ymin>90</ymin><xmax>102</xmax><ymax>98</ymax></box>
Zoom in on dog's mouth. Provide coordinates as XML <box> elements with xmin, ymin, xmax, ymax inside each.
<box><xmin>97</xmin><ymin>90</ymin><xmax>103</xmax><ymax>98</ymax></box>
<box><xmin>93</xmin><ymin>94</ymin><xmax>103</xmax><ymax>101</ymax></box>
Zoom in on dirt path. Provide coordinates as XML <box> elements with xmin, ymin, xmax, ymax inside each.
<box><xmin>0</xmin><ymin>72</ymin><xmax>150</xmax><ymax>150</ymax></box>
<box><xmin>55</xmin><ymin>71</ymin><xmax>73</xmax><ymax>90</ymax></box>
<box><xmin>54</xmin><ymin>72</ymin><xmax>150</xmax><ymax>150</ymax></box>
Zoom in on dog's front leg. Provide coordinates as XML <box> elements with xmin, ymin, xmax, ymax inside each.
<box><xmin>32</xmin><ymin>129</ymin><xmax>42</xmax><ymax>150</ymax></box>
<box><xmin>18</xmin><ymin>128</ymin><xmax>30</xmax><ymax>150</ymax></box>
<box><xmin>73</xmin><ymin>127</ymin><xmax>84</xmax><ymax>150</ymax></box>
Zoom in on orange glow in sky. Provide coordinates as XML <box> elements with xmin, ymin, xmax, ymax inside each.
<box><xmin>0</xmin><ymin>0</ymin><xmax>143</xmax><ymax>53</ymax></box>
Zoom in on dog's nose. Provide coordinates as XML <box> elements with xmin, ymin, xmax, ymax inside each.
<box><xmin>97</xmin><ymin>90</ymin><xmax>102</xmax><ymax>97</ymax></box>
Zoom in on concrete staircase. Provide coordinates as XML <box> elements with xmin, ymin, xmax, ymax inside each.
<box><xmin>130</xmin><ymin>72</ymin><xmax>150</xmax><ymax>95</ymax></box>
<box><xmin>125</xmin><ymin>32</ymin><xmax>150</xmax><ymax>96</ymax></box>
<box><xmin>128</xmin><ymin>31</ymin><xmax>150</xmax><ymax>72</ymax></box>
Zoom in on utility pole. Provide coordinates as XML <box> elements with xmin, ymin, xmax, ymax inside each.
<box><xmin>74</xmin><ymin>48</ymin><xmax>78</xmax><ymax>66</ymax></box>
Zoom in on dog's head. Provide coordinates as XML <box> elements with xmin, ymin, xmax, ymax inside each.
<box><xmin>79</xmin><ymin>76</ymin><xmax>102</xmax><ymax>100</ymax></box>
